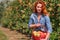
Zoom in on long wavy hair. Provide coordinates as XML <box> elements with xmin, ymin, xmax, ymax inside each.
<box><xmin>33</xmin><ymin>0</ymin><xmax>49</xmax><ymax>16</ymax></box>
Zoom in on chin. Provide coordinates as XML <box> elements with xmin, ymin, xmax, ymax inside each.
<box><xmin>37</xmin><ymin>11</ymin><xmax>41</xmax><ymax>13</ymax></box>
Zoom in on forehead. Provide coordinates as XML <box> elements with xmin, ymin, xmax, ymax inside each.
<box><xmin>36</xmin><ymin>3</ymin><xmax>42</xmax><ymax>7</ymax></box>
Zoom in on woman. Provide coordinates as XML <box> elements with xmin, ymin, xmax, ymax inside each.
<box><xmin>28</xmin><ymin>0</ymin><xmax>52</xmax><ymax>40</ymax></box>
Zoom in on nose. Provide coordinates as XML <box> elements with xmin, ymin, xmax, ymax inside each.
<box><xmin>38</xmin><ymin>8</ymin><xmax>41</xmax><ymax>10</ymax></box>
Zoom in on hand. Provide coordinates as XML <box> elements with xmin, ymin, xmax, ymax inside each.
<box><xmin>35</xmin><ymin>23</ymin><xmax>41</xmax><ymax>27</ymax></box>
<box><xmin>40</xmin><ymin>38</ymin><xmax>47</xmax><ymax>40</ymax></box>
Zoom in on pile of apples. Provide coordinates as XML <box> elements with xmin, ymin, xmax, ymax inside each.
<box><xmin>32</xmin><ymin>31</ymin><xmax>47</xmax><ymax>40</ymax></box>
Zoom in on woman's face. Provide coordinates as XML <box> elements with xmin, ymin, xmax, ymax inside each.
<box><xmin>36</xmin><ymin>3</ymin><xmax>42</xmax><ymax>13</ymax></box>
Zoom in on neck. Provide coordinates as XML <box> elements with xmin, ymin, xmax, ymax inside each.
<box><xmin>37</xmin><ymin>13</ymin><xmax>42</xmax><ymax>16</ymax></box>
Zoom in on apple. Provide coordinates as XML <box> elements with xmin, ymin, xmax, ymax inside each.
<box><xmin>33</xmin><ymin>31</ymin><xmax>40</xmax><ymax>37</ymax></box>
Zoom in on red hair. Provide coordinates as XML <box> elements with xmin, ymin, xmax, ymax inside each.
<box><xmin>33</xmin><ymin>0</ymin><xmax>49</xmax><ymax>16</ymax></box>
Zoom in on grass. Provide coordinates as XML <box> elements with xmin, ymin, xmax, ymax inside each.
<box><xmin>0</xmin><ymin>30</ymin><xmax>8</xmax><ymax>40</ymax></box>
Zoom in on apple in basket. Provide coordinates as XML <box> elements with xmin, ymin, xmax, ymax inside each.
<box><xmin>33</xmin><ymin>31</ymin><xmax>40</xmax><ymax>37</ymax></box>
<box><xmin>33</xmin><ymin>31</ymin><xmax>47</xmax><ymax>38</ymax></box>
<box><xmin>40</xmin><ymin>31</ymin><xmax>47</xmax><ymax>38</ymax></box>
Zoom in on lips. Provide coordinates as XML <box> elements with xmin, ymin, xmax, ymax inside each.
<box><xmin>37</xmin><ymin>9</ymin><xmax>41</xmax><ymax>12</ymax></box>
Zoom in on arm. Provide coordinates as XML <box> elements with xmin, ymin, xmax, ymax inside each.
<box><xmin>45</xmin><ymin>16</ymin><xmax>52</xmax><ymax>40</ymax></box>
<box><xmin>28</xmin><ymin>15</ymin><xmax>41</xmax><ymax>28</ymax></box>
<box><xmin>45</xmin><ymin>32</ymin><xmax>50</xmax><ymax>40</ymax></box>
<box><xmin>28</xmin><ymin>16</ymin><xmax>36</xmax><ymax>28</ymax></box>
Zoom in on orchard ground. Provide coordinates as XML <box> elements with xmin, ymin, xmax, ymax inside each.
<box><xmin>0</xmin><ymin>27</ymin><xmax>31</xmax><ymax>40</ymax></box>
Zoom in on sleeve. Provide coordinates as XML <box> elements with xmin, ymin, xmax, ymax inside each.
<box><xmin>45</xmin><ymin>16</ymin><xmax>52</xmax><ymax>33</ymax></box>
<box><xmin>28</xmin><ymin>16</ymin><xmax>34</xmax><ymax>28</ymax></box>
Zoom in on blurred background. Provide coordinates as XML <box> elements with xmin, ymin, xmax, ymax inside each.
<box><xmin>0</xmin><ymin>0</ymin><xmax>60</xmax><ymax>40</ymax></box>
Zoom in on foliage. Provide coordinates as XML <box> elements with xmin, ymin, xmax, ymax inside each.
<box><xmin>0</xmin><ymin>2</ymin><xmax>4</xmax><ymax>22</ymax></box>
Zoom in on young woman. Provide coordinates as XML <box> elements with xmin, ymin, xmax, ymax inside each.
<box><xmin>28</xmin><ymin>0</ymin><xmax>52</xmax><ymax>40</ymax></box>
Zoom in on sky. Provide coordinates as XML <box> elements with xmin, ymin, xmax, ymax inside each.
<box><xmin>0</xmin><ymin>0</ymin><xmax>14</xmax><ymax>3</ymax></box>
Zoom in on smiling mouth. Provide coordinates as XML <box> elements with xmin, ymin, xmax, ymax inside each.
<box><xmin>38</xmin><ymin>10</ymin><xmax>41</xmax><ymax>11</ymax></box>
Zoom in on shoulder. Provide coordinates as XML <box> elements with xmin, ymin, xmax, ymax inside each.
<box><xmin>43</xmin><ymin>15</ymin><xmax>50</xmax><ymax>21</ymax></box>
<box><xmin>44</xmin><ymin>15</ymin><xmax>49</xmax><ymax>18</ymax></box>
<box><xmin>43</xmin><ymin>13</ymin><xmax>50</xmax><ymax>18</ymax></box>
<box><xmin>30</xmin><ymin>13</ymin><xmax>36</xmax><ymax>18</ymax></box>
